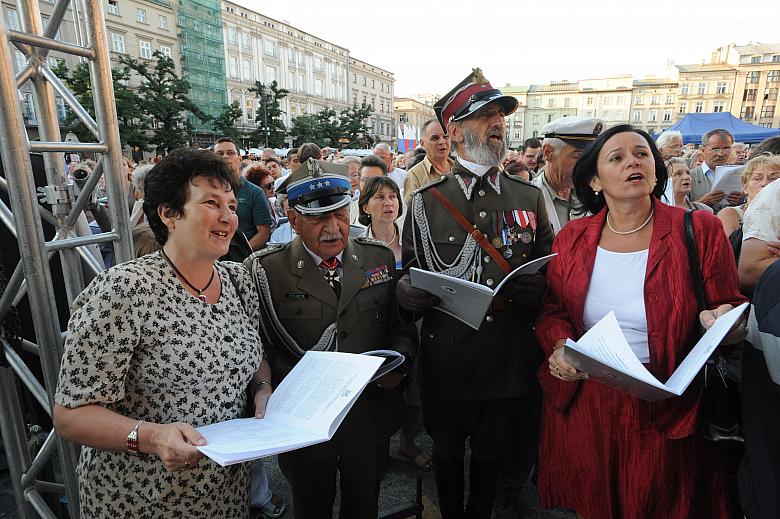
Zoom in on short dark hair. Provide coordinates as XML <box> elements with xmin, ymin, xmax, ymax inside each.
<box><xmin>143</xmin><ymin>148</ymin><xmax>240</xmax><ymax>245</ymax></box>
<box><xmin>358</xmin><ymin>176</ymin><xmax>403</xmax><ymax>226</ymax></box>
<box><xmin>298</xmin><ymin>143</ymin><xmax>322</xmax><ymax>163</ymax></box>
<box><xmin>505</xmin><ymin>160</ymin><xmax>529</xmax><ymax>175</ymax></box>
<box><xmin>214</xmin><ymin>136</ymin><xmax>239</xmax><ymax>154</ymax></box>
<box><xmin>265</xmin><ymin>157</ymin><xmax>282</xmax><ymax>167</ymax></box>
<box><xmin>701</xmin><ymin>128</ymin><xmax>734</xmax><ymax>146</ymax></box>
<box><xmin>572</xmin><ymin>124</ymin><xmax>668</xmax><ymax>215</ymax></box>
<box><xmin>751</xmin><ymin>136</ymin><xmax>780</xmax><ymax>156</ymax></box>
<box><xmin>522</xmin><ymin>138</ymin><xmax>542</xmax><ymax>152</ymax></box>
<box><xmin>360</xmin><ymin>155</ymin><xmax>388</xmax><ymax>175</ymax></box>
<box><xmin>287</xmin><ymin>147</ymin><xmax>299</xmax><ymax>158</ymax></box>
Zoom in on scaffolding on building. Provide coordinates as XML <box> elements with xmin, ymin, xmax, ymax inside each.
<box><xmin>177</xmin><ymin>0</ymin><xmax>226</xmax><ymax>146</ymax></box>
<box><xmin>0</xmin><ymin>0</ymin><xmax>134</xmax><ymax>515</ymax></box>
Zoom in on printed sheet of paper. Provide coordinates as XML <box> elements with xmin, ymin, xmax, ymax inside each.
<box><xmin>410</xmin><ymin>253</ymin><xmax>556</xmax><ymax>330</ymax></box>
<box><xmin>196</xmin><ymin>351</ymin><xmax>383</xmax><ymax>466</ymax></box>
<box><xmin>711</xmin><ymin>165</ymin><xmax>744</xmax><ymax>194</ymax></box>
<box><xmin>564</xmin><ymin>303</ymin><xmax>748</xmax><ymax>401</ymax></box>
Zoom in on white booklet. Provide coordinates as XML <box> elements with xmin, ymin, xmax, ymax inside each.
<box><xmin>196</xmin><ymin>350</ymin><xmax>396</xmax><ymax>466</ymax></box>
<box><xmin>711</xmin><ymin>165</ymin><xmax>744</xmax><ymax>194</ymax></box>
<box><xmin>563</xmin><ymin>303</ymin><xmax>748</xmax><ymax>401</ymax></box>
<box><xmin>409</xmin><ymin>253</ymin><xmax>556</xmax><ymax>330</ymax></box>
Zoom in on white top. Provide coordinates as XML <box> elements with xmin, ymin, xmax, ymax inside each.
<box><xmin>584</xmin><ymin>247</ymin><xmax>650</xmax><ymax>363</ymax></box>
<box><xmin>456</xmin><ymin>156</ymin><xmax>492</xmax><ymax>177</ymax></box>
<box><xmin>387</xmin><ymin>167</ymin><xmax>407</xmax><ymax>200</ymax></box>
<box><xmin>743</xmin><ymin>178</ymin><xmax>780</xmax><ymax>242</ymax></box>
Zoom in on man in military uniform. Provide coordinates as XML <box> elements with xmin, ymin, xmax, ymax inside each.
<box><xmin>398</xmin><ymin>69</ymin><xmax>554</xmax><ymax>519</ymax></box>
<box><xmin>245</xmin><ymin>159</ymin><xmax>415</xmax><ymax>519</ymax></box>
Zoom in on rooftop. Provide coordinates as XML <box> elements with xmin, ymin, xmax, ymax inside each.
<box><xmin>675</xmin><ymin>63</ymin><xmax>737</xmax><ymax>73</ymax></box>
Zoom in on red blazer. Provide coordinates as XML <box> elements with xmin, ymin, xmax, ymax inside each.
<box><xmin>535</xmin><ymin>199</ymin><xmax>746</xmax><ymax>438</ymax></box>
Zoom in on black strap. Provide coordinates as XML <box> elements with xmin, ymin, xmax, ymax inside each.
<box><xmin>684</xmin><ymin>209</ymin><xmax>706</xmax><ymax>314</ymax></box>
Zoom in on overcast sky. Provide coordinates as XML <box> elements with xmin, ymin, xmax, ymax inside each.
<box><xmin>240</xmin><ymin>0</ymin><xmax>780</xmax><ymax>97</ymax></box>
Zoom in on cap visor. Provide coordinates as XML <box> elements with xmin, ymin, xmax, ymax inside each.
<box><xmin>293</xmin><ymin>194</ymin><xmax>352</xmax><ymax>215</ymax></box>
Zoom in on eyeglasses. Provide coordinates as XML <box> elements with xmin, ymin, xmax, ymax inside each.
<box><xmin>261</xmin><ymin>183</ymin><xmax>274</xmax><ymax>190</ymax></box>
<box><xmin>706</xmin><ymin>146</ymin><xmax>731</xmax><ymax>154</ymax></box>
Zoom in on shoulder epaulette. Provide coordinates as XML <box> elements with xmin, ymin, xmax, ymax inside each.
<box><xmin>412</xmin><ymin>174</ymin><xmax>448</xmax><ymax>197</ymax></box>
<box><xmin>502</xmin><ymin>171</ymin><xmax>536</xmax><ymax>187</ymax></box>
<box><xmin>354</xmin><ymin>236</ymin><xmax>390</xmax><ymax>248</ymax></box>
<box><xmin>243</xmin><ymin>242</ymin><xmax>285</xmax><ymax>269</ymax></box>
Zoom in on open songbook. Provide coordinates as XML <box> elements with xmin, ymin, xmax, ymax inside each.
<box><xmin>409</xmin><ymin>253</ymin><xmax>556</xmax><ymax>330</ymax></box>
<box><xmin>563</xmin><ymin>303</ymin><xmax>748</xmax><ymax>401</ymax></box>
<box><xmin>196</xmin><ymin>350</ymin><xmax>403</xmax><ymax>466</ymax></box>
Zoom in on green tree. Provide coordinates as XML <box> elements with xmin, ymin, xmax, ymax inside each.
<box><xmin>119</xmin><ymin>51</ymin><xmax>209</xmax><ymax>154</ymax></box>
<box><xmin>338</xmin><ymin>103</ymin><xmax>373</xmax><ymax>148</ymax></box>
<box><xmin>211</xmin><ymin>101</ymin><xmax>243</xmax><ymax>143</ymax></box>
<box><xmin>289</xmin><ymin>114</ymin><xmax>325</xmax><ymax>147</ymax></box>
<box><xmin>315</xmin><ymin>107</ymin><xmax>340</xmax><ymax>147</ymax></box>
<box><xmin>249</xmin><ymin>80</ymin><xmax>289</xmax><ymax>148</ymax></box>
<box><xmin>52</xmin><ymin>60</ymin><xmax>149</xmax><ymax>149</ymax></box>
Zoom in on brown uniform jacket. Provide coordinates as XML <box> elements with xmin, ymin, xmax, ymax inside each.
<box><xmin>402</xmin><ymin>161</ymin><xmax>554</xmax><ymax>400</ymax></box>
<box><xmin>245</xmin><ymin>236</ymin><xmax>416</xmax><ymax>449</ymax></box>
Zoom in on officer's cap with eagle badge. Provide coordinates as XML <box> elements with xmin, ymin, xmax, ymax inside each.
<box><xmin>433</xmin><ymin>68</ymin><xmax>519</xmax><ymax>129</ymax></box>
<box><xmin>285</xmin><ymin>158</ymin><xmax>352</xmax><ymax>215</ymax></box>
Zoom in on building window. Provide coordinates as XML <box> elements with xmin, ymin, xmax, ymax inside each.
<box><xmin>679</xmin><ymin>102</ymin><xmax>687</xmax><ymax>113</ymax></box>
<box><xmin>773</xmin><ymin>55</ymin><xmax>780</xmax><ymax>63</ymax></box>
<box><xmin>681</xmin><ymin>83</ymin><xmax>689</xmax><ymax>95</ymax></box>
<box><xmin>767</xmin><ymin>70</ymin><xmax>780</xmax><ymax>83</ymax></box>
<box><xmin>314</xmin><ymin>78</ymin><xmax>323</xmax><ymax>96</ymax></box>
<box><xmin>314</xmin><ymin>55</ymin><xmax>323</xmax><ymax>71</ymax></box>
<box><xmin>694</xmin><ymin>101</ymin><xmax>704</xmax><ymax>113</ymax></box>
<box><xmin>107</xmin><ymin>0</ymin><xmax>119</xmax><ymax>15</ymax></box>
<box><xmin>297</xmin><ymin>51</ymin><xmax>304</xmax><ymax>65</ymax></box>
<box><xmin>648</xmin><ymin>109</ymin><xmax>657</xmax><ymax>122</ymax></box>
<box><xmin>242</xmin><ymin>32</ymin><xmax>249</xmax><ymax>49</ymax></box>
<box><xmin>227</xmin><ymin>27</ymin><xmax>236</xmax><ymax>45</ymax></box>
<box><xmin>547</xmin><ymin>114</ymin><xmax>554</xmax><ymax>123</ymax></box>
<box><xmin>616</xmin><ymin>96</ymin><xmax>625</xmax><ymax>105</ymax></box>
<box><xmin>766</xmin><ymin>88</ymin><xmax>778</xmax><ymax>101</ymax></box>
<box><xmin>158</xmin><ymin>15</ymin><xmax>167</xmax><ymax>29</ymax></box>
<box><xmin>371</xmin><ymin>79</ymin><xmax>375</xmax><ymax>88</ymax></box>
<box><xmin>666</xmin><ymin>94</ymin><xmax>674</xmax><ymax>104</ymax></box>
<box><xmin>533</xmin><ymin>98</ymin><xmax>541</xmax><ymax>108</ymax></box>
<box><xmin>712</xmin><ymin>102</ymin><xmax>724</xmax><ymax>113</ymax></box>
<box><xmin>633</xmin><ymin>110</ymin><xmax>642</xmax><ymax>123</ymax></box>
<box><xmin>602</xmin><ymin>96</ymin><xmax>611</xmax><ymax>106</ymax></box>
<box><xmin>586</xmin><ymin>111</ymin><xmax>593</xmax><ymax>118</ymax></box>
<box><xmin>548</xmin><ymin>98</ymin><xmax>555</xmax><ymax>108</ymax></box>
<box><xmin>264</xmin><ymin>40</ymin><xmax>276</xmax><ymax>57</ymax></box>
<box><xmin>55</xmin><ymin>97</ymin><xmax>66</xmax><ymax>120</ymax></box>
<box><xmin>662</xmin><ymin>109</ymin><xmax>672</xmax><ymax>122</ymax></box>
<box><xmin>160</xmin><ymin>45</ymin><xmax>171</xmax><ymax>58</ymax></box>
<box><xmin>136</xmin><ymin>8</ymin><xmax>146</xmax><ymax>23</ymax></box>
<box><xmin>352</xmin><ymin>74</ymin><xmax>356</xmax><ymax>83</ymax></box>
<box><xmin>362</xmin><ymin>76</ymin><xmax>367</xmax><ymax>86</ymax></box>
<box><xmin>761</xmin><ymin>105</ymin><xmax>775</xmax><ymax>118</ymax></box>
<box><xmin>532</xmin><ymin>115</ymin><xmax>540</xmax><ymax>124</ymax></box>
<box><xmin>697</xmin><ymin>82</ymin><xmax>706</xmax><ymax>95</ymax></box>
<box><xmin>514</xmin><ymin>130</ymin><xmax>521</xmax><ymax>140</ymax></box>
<box><xmin>264</xmin><ymin>65</ymin><xmax>276</xmax><ymax>83</ymax></box>
<box><xmin>245</xmin><ymin>98</ymin><xmax>254</xmax><ymax>121</ymax></box>
<box><xmin>635</xmin><ymin>96</ymin><xmax>643</xmax><ymax>105</ymax></box>
<box><xmin>298</xmin><ymin>73</ymin><xmax>304</xmax><ymax>92</ymax></box>
<box><xmin>242</xmin><ymin>59</ymin><xmax>251</xmax><ymax>81</ymax></box>
<box><xmin>740</xmin><ymin>106</ymin><xmax>754</xmax><ymax>120</ymax></box>
<box><xmin>746</xmin><ymin>71</ymin><xmax>760</xmax><ymax>83</ymax></box>
<box><xmin>139</xmin><ymin>40</ymin><xmax>151</xmax><ymax>59</ymax></box>
<box><xmin>743</xmin><ymin>89</ymin><xmax>757</xmax><ymax>101</ymax></box>
<box><xmin>564</xmin><ymin>97</ymin><xmax>571</xmax><ymax>108</ymax></box>
<box><xmin>111</xmin><ymin>33</ymin><xmax>125</xmax><ymax>53</ymax></box>
<box><xmin>751</xmin><ymin>56</ymin><xmax>761</xmax><ymax>64</ymax></box>
<box><xmin>229</xmin><ymin>56</ymin><xmax>238</xmax><ymax>77</ymax></box>
<box><xmin>586</xmin><ymin>97</ymin><xmax>593</xmax><ymax>106</ymax></box>
<box><xmin>716</xmin><ymin>82</ymin><xmax>727</xmax><ymax>94</ymax></box>
<box><xmin>23</xmin><ymin>93</ymin><xmax>36</xmax><ymax>123</ymax></box>
<box><xmin>651</xmin><ymin>96</ymin><xmax>659</xmax><ymax>105</ymax></box>
<box><xmin>615</xmin><ymin>110</ymin><xmax>624</xmax><ymax>120</ymax></box>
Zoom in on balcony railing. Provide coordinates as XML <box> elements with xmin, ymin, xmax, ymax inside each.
<box><xmin>145</xmin><ymin>0</ymin><xmax>173</xmax><ymax>9</ymax></box>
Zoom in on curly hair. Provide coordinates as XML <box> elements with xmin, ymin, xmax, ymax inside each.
<box><xmin>143</xmin><ymin>148</ymin><xmax>240</xmax><ymax>245</ymax></box>
<box><xmin>573</xmin><ymin>124</ymin><xmax>668</xmax><ymax>214</ymax></box>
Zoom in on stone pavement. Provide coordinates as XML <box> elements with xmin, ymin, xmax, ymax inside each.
<box><xmin>0</xmin><ymin>430</ymin><xmax>575</xmax><ymax>518</ymax></box>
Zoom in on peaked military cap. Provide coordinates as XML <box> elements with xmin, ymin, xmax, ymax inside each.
<box><xmin>542</xmin><ymin>116</ymin><xmax>605</xmax><ymax>149</ymax></box>
<box><xmin>285</xmin><ymin>158</ymin><xmax>352</xmax><ymax>215</ymax></box>
<box><xmin>434</xmin><ymin>68</ymin><xmax>518</xmax><ymax>129</ymax></box>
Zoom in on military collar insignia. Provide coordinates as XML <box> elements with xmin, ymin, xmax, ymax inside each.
<box><xmin>455</xmin><ymin>173</ymin><xmax>476</xmax><ymax>199</ymax></box>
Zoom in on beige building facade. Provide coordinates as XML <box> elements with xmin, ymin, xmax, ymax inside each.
<box><xmin>221</xmin><ymin>0</ymin><xmax>350</xmax><ymax>146</ymax></box>
<box><xmin>524</xmin><ymin>81</ymin><xmax>578</xmax><ymax>140</ymax></box>
<box><xmin>630</xmin><ymin>79</ymin><xmax>678</xmax><ymax>134</ymax></box>
<box><xmin>349</xmin><ymin>57</ymin><xmax>395</xmax><ymax>146</ymax></box>
<box><xmin>503</xmin><ymin>85</ymin><xmax>528</xmax><ymax>149</ymax></box>
<box><xmin>719</xmin><ymin>43</ymin><xmax>780</xmax><ymax>129</ymax></box>
<box><xmin>674</xmin><ymin>64</ymin><xmax>736</xmax><ymax>120</ymax></box>
<box><xmin>577</xmin><ymin>76</ymin><xmax>632</xmax><ymax>126</ymax></box>
<box><xmin>394</xmin><ymin>97</ymin><xmax>435</xmax><ymax>151</ymax></box>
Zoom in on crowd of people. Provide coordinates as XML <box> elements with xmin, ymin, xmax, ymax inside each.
<box><xmin>50</xmin><ymin>67</ymin><xmax>780</xmax><ymax>519</ymax></box>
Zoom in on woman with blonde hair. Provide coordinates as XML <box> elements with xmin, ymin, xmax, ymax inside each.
<box><xmin>718</xmin><ymin>154</ymin><xmax>780</xmax><ymax>239</ymax></box>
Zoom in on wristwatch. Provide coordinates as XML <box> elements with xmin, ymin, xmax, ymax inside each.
<box><xmin>127</xmin><ymin>420</ymin><xmax>145</xmax><ymax>458</ymax></box>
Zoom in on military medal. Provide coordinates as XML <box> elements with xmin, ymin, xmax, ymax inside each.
<box><xmin>521</xmin><ymin>231</ymin><xmax>533</xmax><ymax>244</ymax></box>
<box><xmin>492</xmin><ymin>236</ymin><xmax>504</xmax><ymax>248</ymax></box>
<box><xmin>503</xmin><ymin>247</ymin><xmax>514</xmax><ymax>259</ymax></box>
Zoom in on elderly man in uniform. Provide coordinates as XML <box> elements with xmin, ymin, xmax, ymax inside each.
<box><xmin>532</xmin><ymin>116</ymin><xmax>604</xmax><ymax>235</ymax></box>
<box><xmin>244</xmin><ymin>159</ymin><xmax>415</xmax><ymax>519</ymax></box>
<box><xmin>398</xmin><ymin>69</ymin><xmax>554</xmax><ymax>519</ymax></box>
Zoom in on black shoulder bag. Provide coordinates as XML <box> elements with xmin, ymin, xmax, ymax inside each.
<box><xmin>684</xmin><ymin>209</ymin><xmax>742</xmax><ymax>442</ymax></box>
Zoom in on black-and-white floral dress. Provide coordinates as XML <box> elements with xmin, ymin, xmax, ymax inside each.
<box><xmin>55</xmin><ymin>252</ymin><xmax>263</xmax><ymax>518</ymax></box>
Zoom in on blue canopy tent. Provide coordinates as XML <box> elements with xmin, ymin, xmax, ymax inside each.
<box><xmin>653</xmin><ymin>113</ymin><xmax>780</xmax><ymax>144</ymax></box>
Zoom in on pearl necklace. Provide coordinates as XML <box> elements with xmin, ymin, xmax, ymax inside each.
<box><xmin>373</xmin><ymin>224</ymin><xmax>397</xmax><ymax>245</ymax></box>
<box><xmin>606</xmin><ymin>208</ymin><xmax>654</xmax><ymax>235</ymax></box>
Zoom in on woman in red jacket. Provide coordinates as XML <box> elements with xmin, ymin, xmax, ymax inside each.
<box><xmin>535</xmin><ymin>124</ymin><xmax>747</xmax><ymax>519</ymax></box>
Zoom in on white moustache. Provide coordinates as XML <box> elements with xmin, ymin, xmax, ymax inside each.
<box><xmin>320</xmin><ymin>232</ymin><xmax>343</xmax><ymax>241</ymax></box>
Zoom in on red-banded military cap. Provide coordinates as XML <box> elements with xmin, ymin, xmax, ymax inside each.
<box><xmin>433</xmin><ymin>68</ymin><xmax>518</xmax><ymax>129</ymax></box>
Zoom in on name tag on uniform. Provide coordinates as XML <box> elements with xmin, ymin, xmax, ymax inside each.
<box><xmin>285</xmin><ymin>293</ymin><xmax>309</xmax><ymax>299</ymax></box>
<box><xmin>361</xmin><ymin>265</ymin><xmax>391</xmax><ymax>289</ymax></box>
